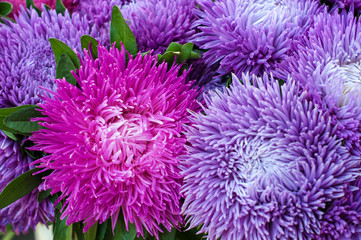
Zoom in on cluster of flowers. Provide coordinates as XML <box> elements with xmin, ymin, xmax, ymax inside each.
<box><xmin>1</xmin><ymin>0</ymin><xmax>361</xmax><ymax>239</ymax></box>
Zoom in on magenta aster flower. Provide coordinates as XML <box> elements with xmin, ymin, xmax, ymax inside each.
<box><xmin>181</xmin><ymin>73</ymin><xmax>359</xmax><ymax>240</ymax></box>
<box><xmin>30</xmin><ymin>45</ymin><xmax>200</xmax><ymax>237</ymax></box>
<box><xmin>192</xmin><ymin>0</ymin><xmax>323</xmax><ymax>77</ymax></box>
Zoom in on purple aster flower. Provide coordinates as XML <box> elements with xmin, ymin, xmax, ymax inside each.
<box><xmin>0</xmin><ymin>131</ymin><xmax>54</xmax><ymax>234</ymax></box>
<box><xmin>274</xmin><ymin>10</ymin><xmax>361</xmax><ymax>238</ymax></box>
<box><xmin>72</xmin><ymin>0</ymin><xmax>131</xmax><ymax>45</ymax></box>
<box><xmin>191</xmin><ymin>0</ymin><xmax>323</xmax><ymax>77</ymax></box>
<box><xmin>326</xmin><ymin>0</ymin><xmax>361</xmax><ymax>12</ymax></box>
<box><xmin>30</xmin><ymin>45</ymin><xmax>200</xmax><ymax>238</ymax></box>
<box><xmin>0</xmin><ymin>6</ymin><xmax>89</xmax><ymax>107</ymax></box>
<box><xmin>0</xmin><ymin>6</ymin><xmax>90</xmax><ymax>234</ymax></box>
<box><xmin>181</xmin><ymin>73</ymin><xmax>359</xmax><ymax>240</ymax></box>
<box><xmin>121</xmin><ymin>0</ymin><xmax>197</xmax><ymax>54</ymax></box>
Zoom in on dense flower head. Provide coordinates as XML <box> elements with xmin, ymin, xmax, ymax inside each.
<box><xmin>0</xmin><ymin>132</ymin><xmax>54</xmax><ymax>234</ymax></box>
<box><xmin>72</xmin><ymin>0</ymin><xmax>131</xmax><ymax>45</ymax></box>
<box><xmin>121</xmin><ymin>0</ymin><xmax>197</xmax><ymax>54</ymax></box>
<box><xmin>30</xmin><ymin>45</ymin><xmax>200</xmax><ymax>237</ymax></box>
<box><xmin>0</xmin><ymin>7</ymin><xmax>89</xmax><ymax>108</ymax></box>
<box><xmin>181</xmin><ymin>73</ymin><xmax>360</xmax><ymax>240</ymax></box>
<box><xmin>275</xmin><ymin>10</ymin><xmax>361</xmax><ymax>155</ymax></box>
<box><xmin>191</xmin><ymin>0</ymin><xmax>323</xmax><ymax>77</ymax></box>
<box><xmin>326</xmin><ymin>0</ymin><xmax>361</xmax><ymax>12</ymax></box>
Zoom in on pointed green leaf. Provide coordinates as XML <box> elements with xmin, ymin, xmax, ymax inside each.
<box><xmin>178</xmin><ymin>42</ymin><xmax>193</xmax><ymax>63</ymax></box>
<box><xmin>164</xmin><ymin>42</ymin><xmax>182</xmax><ymax>53</ymax></box>
<box><xmin>25</xmin><ymin>0</ymin><xmax>41</xmax><ymax>15</ymax></box>
<box><xmin>0</xmin><ymin>2</ymin><xmax>12</xmax><ymax>17</ymax></box>
<box><xmin>56</xmin><ymin>54</ymin><xmax>77</xmax><ymax>86</ymax></box>
<box><xmin>114</xmin><ymin>214</ymin><xmax>137</xmax><ymax>240</ymax></box>
<box><xmin>1</xmin><ymin>130</ymin><xmax>17</xmax><ymax>141</ymax></box>
<box><xmin>55</xmin><ymin>0</ymin><xmax>66</xmax><ymax>14</ymax></box>
<box><xmin>95</xmin><ymin>221</ymin><xmax>108</xmax><ymax>240</ymax></box>
<box><xmin>0</xmin><ymin>168</ymin><xmax>45</xmax><ymax>209</ymax></box>
<box><xmin>110</xmin><ymin>6</ymin><xmax>137</xmax><ymax>55</ymax></box>
<box><xmin>49</xmin><ymin>38</ymin><xmax>80</xmax><ymax>69</ymax></box>
<box><xmin>85</xmin><ymin>222</ymin><xmax>98</xmax><ymax>240</ymax></box>
<box><xmin>73</xmin><ymin>222</ymin><xmax>85</xmax><ymax>240</ymax></box>
<box><xmin>0</xmin><ymin>105</ymin><xmax>35</xmax><ymax>133</ymax></box>
<box><xmin>53</xmin><ymin>214</ymin><xmax>72</xmax><ymax>240</ymax></box>
<box><xmin>81</xmin><ymin>35</ymin><xmax>99</xmax><ymax>59</ymax></box>
<box><xmin>3</xmin><ymin>105</ymin><xmax>44</xmax><ymax>135</ymax></box>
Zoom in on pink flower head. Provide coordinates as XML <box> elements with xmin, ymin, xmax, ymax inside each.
<box><xmin>30</xmin><ymin>45</ymin><xmax>200</xmax><ymax>237</ymax></box>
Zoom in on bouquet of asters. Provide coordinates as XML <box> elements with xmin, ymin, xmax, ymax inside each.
<box><xmin>0</xmin><ymin>0</ymin><xmax>361</xmax><ymax>239</ymax></box>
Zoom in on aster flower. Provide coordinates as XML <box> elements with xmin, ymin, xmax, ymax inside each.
<box><xmin>0</xmin><ymin>131</ymin><xmax>54</xmax><ymax>234</ymax></box>
<box><xmin>191</xmin><ymin>0</ymin><xmax>323</xmax><ymax>77</ymax></box>
<box><xmin>0</xmin><ymin>6</ymin><xmax>89</xmax><ymax>107</ymax></box>
<box><xmin>0</xmin><ymin>6</ymin><xmax>89</xmax><ymax>234</ymax></box>
<box><xmin>181</xmin><ymin>73</ymin><xmax>359</xmax><ymax>240</ymax></box>
<box><xmin>326</xmin><ymin>0</ymin><xmax>361</xmax><ymax>12</ymax></box>
<box><xmin>121</xmin><ymin>0</ymin><xmax>197</xmax><ymax>54</ymax></box>
<box><xmin>72</xmin><ymin>0</ymin><xmax>131</xmax><ymax>45</ymax></box>
<box><xmin>30</xmin><ymin>45</ymin><xmax>200</xmax><ymax>237</ymax></box>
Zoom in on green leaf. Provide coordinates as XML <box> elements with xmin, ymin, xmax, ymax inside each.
<box><xmin>53</xmin><ymin>213</ymin><xmax>72</xmax><ymax>240</ymax></box>
<box><xmin>1</xmin><ymin>130</ymin><xmax>17</xmax><ymax>141</ymax></box>
<box><xmin>114</xmin><ymin>214</ymin><xmax>137</xmax><ymax>240</ymax></box>
<box><xmin>37</xmin><ymin>189</ymin><xmax>51</xmax><ymax>203</ymax></box>
<box><xmin>81</xmin><ymin>35</ymin><xmax>99</xmax><ymax>59</ymax></box>
<box><xmin>178</xmin><ymin>42</ymin><xmax>194</xmax><ymax>63</ymax></box>
<box><xmin>55</xmin><ymin>0</ymin><xmax>66</xmax><ymax>14</ymax></box>
<box><xmin>159</xmin><ymin>228</ymin><xmax>176</xmax><ymax>240</ymax></box>
<box><xmin>3</xmin><ymin>105</ymin><xmax>43</xmax><ymax>135</ymax></box>
<box><xmin>157</xmin><ymin>42</ymin><xmax>200</xmax><ymax>67</ymax></box>
<box><xmin>0</xmin><ymin>105</ymin><xmax>34</xmax><ymax>132</ymax></box>
<box><xmin>0</xmin><ymin>168</ymin><xmax>44</xmax><ymax>209</ymax></box>
<box><xmin>73</xmin><ymin>222</ymin><xmax>85</xmax><ymax>240</ymax></box>
<box><xmin>25</xmin><ymin>0</ymin><xmax>41</xmax><ymax>15</ymax></box>
<box><xmin>103</xmin><ymin>220</ymin><xmax>115</xmax><ymax>240</ymax></box>
<box><xmin>95</xmin><ymin>221</ymin><xmax>108</xmax><ymax>240</ymax></box>
<box><xmin>85</xmin><ymin>222</ymin><xmax>98</xmax><ymax>240</ymax></box>
<box><xmin>49</xmin><ymin>38</ymin><xmax>80</xmax><ymax>69</ymax></box>
<box><xmin>0</xmin><ymin>2</ymin><xmax>12</xmax><ymax>17</ymax></box>
<box><xmin>56</xmin><ymin>54</ymin><xmax>77</xmax><ymax>86</ymax></box>
<box><xmin>110</xmin><ymin>6</ymin><xmax>138</xmax><ymax>56</ymax></box>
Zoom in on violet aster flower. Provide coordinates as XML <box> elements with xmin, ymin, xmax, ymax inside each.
<box><xmin>0</xmin><ymin>7</ymin><xmax>89</xmax><ymax>107</ymax></box>
<box><xmin>121</xmin><ymin>0</ymin><xmax>197</xmax><ymax>54</ymax></box>
<box><xmin>191</xmin><ymin>0</ymin><xmax>323</xmax><ymax>77</ymax></box>
<box><xmin>30</xmin><ymin>45</ymin><xmax>200</xmax><ymax>237</ymax></box>
<box><xmin>0</xmin><ymin>131</ymin><xmax>54</xmax><ymax>234</ymax></box>
<box><xmin>72</xmin><ymin>0</ymin><xmax>131</xmax><ymax>45</ymax></box>
<box><xmin>181</xmin><ymin>73</ymin><xmax>359</xmax><ymax>240</ymax></box>
<box><xmin>0</xmin><ymin>6</ymin><xmax>89</xmax><ymax>234</ymax></box>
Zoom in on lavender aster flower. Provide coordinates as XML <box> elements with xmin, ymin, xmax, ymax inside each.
<box><xmin>0</xmin><ymin>131</ymin><xmax>54</xmax><ymax>234</ymax></box>
<box><xmin>0</xmin><ymin>7</ymin><xmax>89</xmax><ymax>107</ymax></box>
<box><xmin>0</xmin><ymin>6</ymin><xmax>90</xmax><ymax>234</ymax></box>
<box><xmin>30</xmin><ymin>45</ymin><xmax>200</xmax><ymax>237</ymax></box>
<box><xmin>274</xmin><ymin>10</ymin><xmax>361</xmax><ymax>238</ymax></box>
<box><xmin>121</xmin><ymin>0</ymin><xmax>197</xmax><ymax>54</ymax></box>
<box><xmin>181</xmin><ymin>73</ymin><xmax>359</xmax><ymax>240</ymax></box>
<box><xmin>192</xmin><ymin>0</ymin><xmax>323</xmax><ymax>77</ymax></box>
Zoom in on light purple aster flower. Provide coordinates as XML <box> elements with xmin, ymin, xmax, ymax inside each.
<box><xmin>0</xmin><ymin>6</ymin><xmax>89</xmax><ymax>107</ymax></box>
<box><xmin>191</xmin><ymin>0</ymin><xmax>323</xmax><ymax>77</ymax></box>
<box><xmin>30</xmin><ymin>45</ymin><xmax>200</xmax><ymax>238</ymax></box>
<box><xmin>121</xmin><ymin>0</ymin><xmax>197</xmax><ymax>54</ymax></box>
<box><xmin>181</xmin><ymin>73</ymin><xmax>359</xmax><ymax>240</ymax></box>
<box><xmin>274</xmin><ymin>10</ymin><xmax>361</xmax><ymax>238</ymax></box>
<box><xmin>72</xmin><ymin>0</ymin><xmax>131</xmax><ymax>45</ymax></box>
<box><xmin>0</xmin><ymin>6</ymin><xmax>90</xmax><ymax>234</ymax></box>
<box><xmin>0</xmin><ymin>131</ymin><xmax>54</xmax><ymax>234</ymax></box>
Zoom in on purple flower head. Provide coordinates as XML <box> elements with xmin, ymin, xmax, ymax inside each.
<box><xmin>326</xmin><ymin>0</ymin><xmax>361</xmax><ymax>12</ymax></box>
<box><xmin>192</xmin><ymin>0</ymin><xmax>323</xmax><ymax>77</ymax></box>
<box><xmin>0</xmin><ymin>132</ymin><xmax>54</xmax><ymax>234</ymax></box>
<box><xmin>72</xmin><ymin>0</ymin><xmax>131</xmax><ymax>45</ymax></box>
<box><xmin>275</xmin><ymin>10</ymin><xmax>361</xmax><ymax>155</ymax></box>
<box><xmin>181</xmin><ymin>73</ymin><xmax>359</xmax><ymax>240</ymax></box>
<box><xmin>121</xmin><ymin>0</ymin><xmax>197</xmax><ymax>54</ymax></box>
<box><xmin>0</xmin><ymin>7</ymin><xmax>89</xmax><ymax>108</ymax></box>
<box><xmin>30</xmin><ymin>45</ymin><xmax>200</xmax><ymax>237</ymax></box>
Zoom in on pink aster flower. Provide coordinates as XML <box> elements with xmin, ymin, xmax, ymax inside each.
<box><xmin>30</xmin><ymin>45</ymin><xmax>200</xmax><ymax>238</ymax></box>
